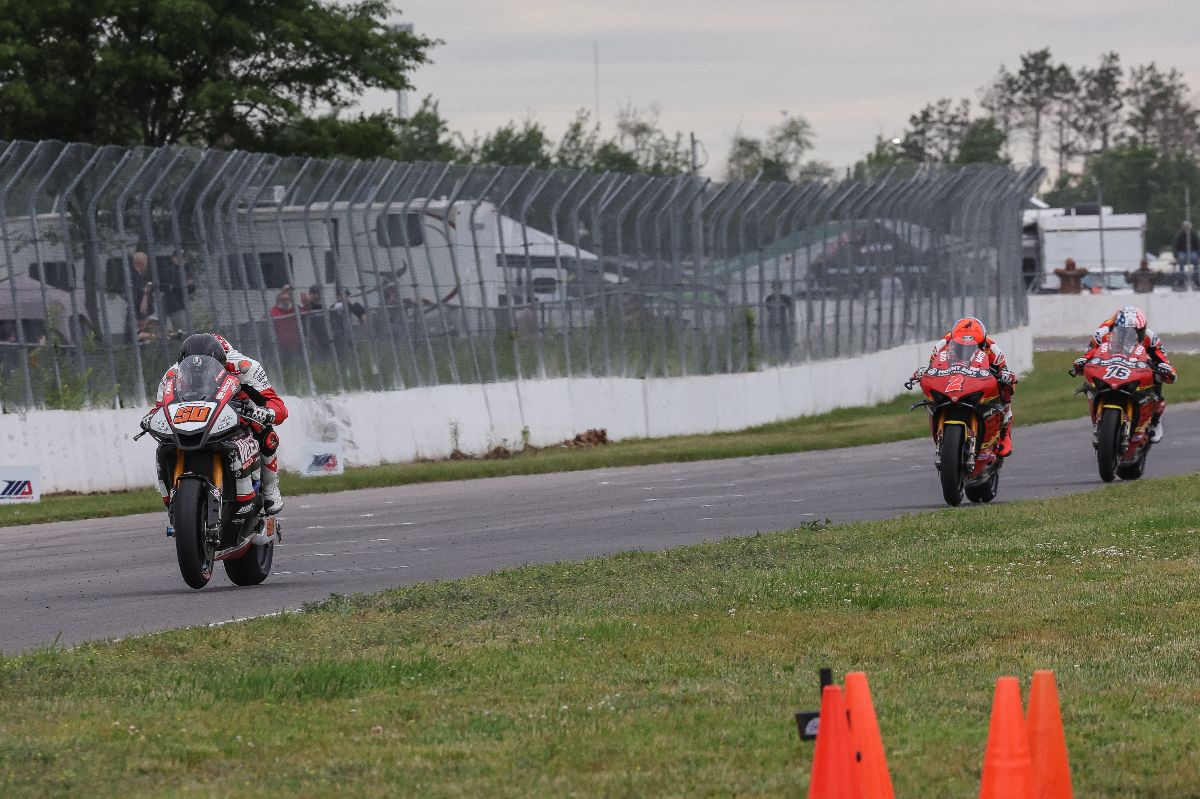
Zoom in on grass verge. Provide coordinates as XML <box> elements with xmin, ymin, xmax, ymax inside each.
<box><xmin>3</xmin><ymin>475</ymin><xmax>1199</xmax><ymax>796</ymax></box>
<box><xmin>5</xmin><ymin>350</ymin><xmax>1200</xmax><ymax>529</ymax></box>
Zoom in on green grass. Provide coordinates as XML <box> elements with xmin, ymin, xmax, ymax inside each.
<box><xmin>5</xmin><ymin>351</ymin><xmax>1200</xmax><ymax>529</ymax></box>
<box><xmin>3</xmin><ymin>475</ymin><xmax>1200</xmax><ymax>797</ymax></box>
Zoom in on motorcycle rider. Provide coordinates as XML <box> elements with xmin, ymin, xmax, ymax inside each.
<box><xmin>909</xmin><ymin>316</ymin><xmax>1018</xmax><ymax>457</ymax></box>
<box><xmin>154</xmin><ymin>333</ymin><xmax>288</xmax><ymax>514</ymax></box>
<box><xmin>1071</xmin><ymin>306</ymin><xmax>1176</xmax><ymax>443</ymax></box>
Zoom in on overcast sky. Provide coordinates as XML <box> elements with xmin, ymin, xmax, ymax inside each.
<box><xmin>356</xmin><ymin>1</ymin><xmax>1200</xmax><ymax>175</ymax></box>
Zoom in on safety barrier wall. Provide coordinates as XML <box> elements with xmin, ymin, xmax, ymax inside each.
<box><xmin>1029</xmin><ymin>294</ymin><xmax>1200</xmax><ymax>337</ymax></box>
<box><xmin>0</xmin><ymin>327</ymin><xmax>1031</xmax><ymax>495</ymax></box>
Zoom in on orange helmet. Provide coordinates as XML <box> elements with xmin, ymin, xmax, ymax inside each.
<box><xmin>950</xmin><ymin>316</ymin><xmax>986</xmax><ymax>346</ymax></box>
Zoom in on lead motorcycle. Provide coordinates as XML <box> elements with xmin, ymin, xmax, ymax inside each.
<box><xmin>137</xmin><ymin>354</ymin><xmax>280</xmax><ymax>589</ymax></box>
<box><xmin>906</xmin><ymin>342</ymin><xmax>1007</xmax><ymax>506</ymax></box>
<box><xmin>1073</xmin><ymin>327</ymin><xmax>1165</xmax><ymax>483</ymax></box>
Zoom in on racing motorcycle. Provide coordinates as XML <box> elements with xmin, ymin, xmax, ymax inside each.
<box><xmin>1073</xmin><ymin>327</ymin><xmax>1165</xmax><ymax>483</ymax></box>
<box><xmin>907</xmin><ymin>342</ymin><xmax>1007</xmax><ymax>506</ymax></box>
<box><xmin>136</xmin><ymin>354</ymin><xmax>280</xmax><ymax>589</ymax></box>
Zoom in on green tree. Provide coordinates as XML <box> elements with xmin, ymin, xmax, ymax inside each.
<box><xmin>726</xmin><ymin>111</ymin><xmax>818</xmax><ymax>181</ymax></box>
<box><xmin>470</xmin><ymin>120</ymin><xmax>551</xmax><ymax>168</ymax></box>
<box><xmin>1124</xmin><ymin>63</ymin><xmax>1198</xmax><ymax>156</ymax></box>
<box><xmin>1002</xmin><ymin>48</ymin><xmax>1074</xmax><ymax>166</ymax></box>
<box><xmin>0</xmin><ymin>0</ymin><xmax>433</xmax><ymax>148</ymax></box>
<box><xmin>953</xmin><ymin>118</ymin><xmax>1008</xmax><ymax>165</ymax></box>
<box><xmin>393</xmin><ymin>96</ymin><xmax>461</xmax><ymax>162</ymax></box>
<box><xmin>256</xmin><ymin>112</ymin><xmax>404</xmax><ymax>160</ymax></box>
<box><xmin>614</xmin><ymin>104</ymin><xmax>690</xmax><ymax>176</ymax></box>
<box><xmin>1075</xmin><ymin>52</ymin><xmax>1123</xmax><ymax>155</ymax></box>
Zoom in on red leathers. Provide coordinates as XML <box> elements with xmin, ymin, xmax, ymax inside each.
<box><xmin>913</xmin><ymin>317</ymin><xmax>1017</xmax><ymax>456</ymax></box>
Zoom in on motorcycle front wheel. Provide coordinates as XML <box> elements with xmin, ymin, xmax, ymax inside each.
<box><xmin>1096</xmin><ymin>407</ymin><xmax>1123</xmax><ymax>483</ymax></box>
<box><xmin>173</xmin><ymin>479</ymin><xmax>215</xmax><ymax>589</ymax></box>
<box><xmin>939</xmin><ymin>424</ymin><xmax>967</xmax><ymax>506</ymax></box>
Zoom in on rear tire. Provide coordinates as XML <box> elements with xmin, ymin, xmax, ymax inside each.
<box><xmin>1097</xmin><ymin>407</ymin><xmax>1123</xmax><ymax>483</ymax></box>
<box><xmin>966</xmin><ymin>468</ymin><xmax>1000</xmax><ymax>503</ymax></box>
<box><xmin>224</xmin><ymin>539</ymin><xmax>273</xmax><ymax>586</ymax></box>
<box><xmin>173</xmin><ymin>479</ymin><xmax>214</xmax><ymax>589</ymax></box>
<box><xmin>1116</xmin><ymin>445</ymin><xmax>1148</xmax><ymax>481</ymax></box>
<box><xmin>939</xmin><ymin>425</ymin><xmax>966</xmax><ymax>507</ymax></box>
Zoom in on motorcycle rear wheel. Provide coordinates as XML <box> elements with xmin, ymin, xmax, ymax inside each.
<box><xmin>1097</xmin><ymin>407</ymin><xmax>1123</xmax><ymax>483</ymax></box>
<box><xmin>966</xmin><ymin>468</ymin><xmax>1000</xmax><ymax>503</ymax></box>
<box><xmin>1116</xmin><ymin>443</ymin><xmax>1148</xmax><ymax>481</ymax></box>
<box><xmin>173</xmin><ymin>479</ymin><xmax>214</xmax><ymax>589</ymax></box>
<box><xmin>224</xmin><ymin>539</ymin><xmax>274</xmax><ymax>586</ymax></box>
<box><xmin>939</xmin><ymin>424</ymin><xmax>967</xmax><ymax>506</ymax></box>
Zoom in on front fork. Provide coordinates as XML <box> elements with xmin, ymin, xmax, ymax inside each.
<box><xmin>933</xmin><ymin>419</ymin><xmax>976</xmax><ymax>471</ymax></box>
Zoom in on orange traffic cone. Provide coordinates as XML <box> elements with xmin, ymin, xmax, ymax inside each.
<box><xmin>1027</xmin><ymin>670</ymin><xmax>1073</xmax><ymax>799</ymax></box>
<box><xmin>809</xmin><ymin>685</ymin><xmax>864</xmax><ymax>799</ymax></box>
<box><xmin>979</xmin><ymin>676</ymin><xmax>1035</xmax><ymax>799</ymax></box>
<box><xmin>844</xmin><ymin>672</ymin><xmax>895</xmax><ymax>799</ymax></box>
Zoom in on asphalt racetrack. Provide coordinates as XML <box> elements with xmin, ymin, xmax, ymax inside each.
<box><xmin>3</xmin><ymin>405</ymin><xmax>1198</xmax><ymax>652</ymax></box>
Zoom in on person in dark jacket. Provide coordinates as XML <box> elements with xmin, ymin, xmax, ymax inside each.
<box><xmin>1173</xmin><ymin>221</ymin><xmax>1200</xmax><ymax>288</ymax></box>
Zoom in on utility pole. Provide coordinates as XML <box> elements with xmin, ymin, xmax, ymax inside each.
<box><xmin>392</xmin><ymin>22</ymin><xmax>415</xmax><ymax>118</ymax></box>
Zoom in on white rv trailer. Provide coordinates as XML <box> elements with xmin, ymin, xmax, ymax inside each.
<box><xmin>1022</xmin><ymin>205</ymin><xmax>1146</xmax><ymax>291</ymax></box>
<box><xmin>0</xmin><ymin>200</ymin><xmax>610</xmax><ymax>336</ymax></box>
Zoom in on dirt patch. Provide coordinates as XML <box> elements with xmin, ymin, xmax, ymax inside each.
<box><xmin>443</xmin><ymin>428</ymin><xmax>610</xmax><ymax>461</ymax></box>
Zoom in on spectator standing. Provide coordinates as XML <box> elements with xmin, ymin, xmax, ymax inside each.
<box><xmin>269</xmin><ymin>284</ymin><xmax>301</xmax><ymax>353</ymax></box>
<box><xmin>129</xmin><ymin>251</ymin><xmax>154</xmax><ymax>329</ymax></box>
<box><xmin>301</xmin><ymin>284</ymin><xmax>324</xmax><ymax>313</ymax></box>
<box><xmin>159</xmin><ymin>255</ymin><xmax>194</xmax><ymax>334</ymax></box>
<box><xmin>1173</xmin><ymin>221</ymin><xmax>1200</xmax><ymax>289</ymax></box>
<box><xmin>762</xmin><ymin>279</ymin><xmax>795</xmax><ymax>361</ymax></box>
<box><xmin>332</xmin><ymin>288</ymin><xmax>366</xmax><ymax>325</ymax></box>
<box><xmin>1127</xmin><ymin>258</ymin><xmax>1156</xmax><ymax>294</ymax></box>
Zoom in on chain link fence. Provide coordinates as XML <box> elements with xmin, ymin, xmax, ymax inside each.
<box><xmin>0</xmin><ymin>139</ymin><xmax>1044</xmax><ymax>410</ymax></box>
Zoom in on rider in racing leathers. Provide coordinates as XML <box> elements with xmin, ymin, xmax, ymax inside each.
<box><xmin>909</xmin><ymin>316</ymin><xmax>1018</xmax><ymax>456</ymax></box>
<box><xmin>154</xmin><ymin>333</ymin><xmax>288</xmax><ymax>514</ymax></box>
<box><xmin>1070</xmin><ymin>305</ymin><xmax>1176</xmax><ymax>443</ymax></box>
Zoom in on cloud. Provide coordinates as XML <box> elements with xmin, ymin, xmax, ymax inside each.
<box><xmin>372</xmin><ymin>0</ymin><xmax>1200</xmax><ymax>171</ymax></box>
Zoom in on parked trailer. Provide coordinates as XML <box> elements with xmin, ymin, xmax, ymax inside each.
<box><xmin>0</xmin><ymin>199</ymin><xmax>613</xmax><ymax>338</ymax></box>
<box><xmin>1022</xmin><ymin>204</ymin><xmax>1146</xmax><ymax>291</ymax></box>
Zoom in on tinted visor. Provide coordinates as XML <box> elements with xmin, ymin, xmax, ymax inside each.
<box><xmin>1111</xmin><ymin>326</ymin><xmax>1139</xmax><ymax>355</ymax></box>
<box><xmin>174</xmin><ymin>355</ymin><xmax>227</xmax><ymax>402</ymax></box>
<box><xmin>947</xmin><ymin>340</ymin><xmax>980</xmax><ymax>365</ymax></box>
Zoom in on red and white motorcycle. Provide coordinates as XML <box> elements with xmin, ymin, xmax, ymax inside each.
<box><xmin>137</xmin><ymin>354</ymin><xmax>280</xmax><ymax>589</ymax></box>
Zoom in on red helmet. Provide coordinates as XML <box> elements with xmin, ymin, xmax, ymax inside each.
<box><xmin>950</xmin><ymin>316</ymin><xmax>986</xmax><ymax>346</ymax></box>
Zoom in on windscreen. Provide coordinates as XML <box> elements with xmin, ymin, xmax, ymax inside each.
<box><xmin>173</xmin><ymin>355</ymin><xmax>227</xmax><ymax>402</ymax></box>
<box><xmin>946</xmin><ymin>341</ymin><xmax>982</xmax><ymax>366</ymax></box>
<box><xmin>1111</xmin><ymin>326</ymin><xmax>1140</xmax><ymax>355</ymax></box>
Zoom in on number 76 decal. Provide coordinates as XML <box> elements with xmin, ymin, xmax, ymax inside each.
<box><xmin>1103</xmin><ymin>365</ymin><xmax>1131</xmax><ymax>380</ymax></box>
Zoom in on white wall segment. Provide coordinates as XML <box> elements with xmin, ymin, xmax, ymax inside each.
<box><xmin>1</xmin><ymin>326</ymin><xmax>1031</xmax><ymax>495</ymax></box>
<box><xmin>1029</xmin><ymin>293</ymin><xmax>1200</xmax><ymax>337</ymax></box>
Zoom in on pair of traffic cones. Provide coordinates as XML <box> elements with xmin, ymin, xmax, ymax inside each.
<box><xmin>808</xmin><ymin>672</ymin><xmax>894</xmax><ymax>799</ymax></box>
<box><xmin>980</xmin><ymin>670</ymin><xmax>1073</xmax><ymax>799</ymax></box>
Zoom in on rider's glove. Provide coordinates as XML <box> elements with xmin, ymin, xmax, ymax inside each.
<box><xmin>249</xmin><ymin>406</ymin><xmax>276</xmax><ymax>426</ymax></box>
<box><xmin>1070</xmin><ymin>356</ymin><xmax>1087</xmax><ymax>377</ymax></box>
<box><xmin>904</xmin><ymin>367</ymin><xmax>925</xmax><ymax>390</ymax></box>
<box><xmin>1157</xmin><ymin>362</ymin><xmax>1177</xmax><ymax>383</ymax></box>
<box><xmin>997</xmin><ymin>370</ymin><xmax>1016</xmax><ymax>386</ymax></box>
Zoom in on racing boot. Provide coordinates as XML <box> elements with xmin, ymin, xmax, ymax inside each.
<box><xmin>261</xmin><ymin>454</ymin><xmax>284</xmax><ymax>515</ymax></box>
<box><xmin>1149</xmin><ymin>416</ymin><xmax>1165</xmax><ymax>444</ymax></box>
<box><xmin>997</xmin><ymin>422</ymin><xmax>1013</xmax><ymax>458</ymax></box>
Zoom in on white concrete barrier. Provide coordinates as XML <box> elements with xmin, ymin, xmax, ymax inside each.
<box><xmin>1030</xmin><ymin>293</ymin><xmax>1200</xmax><ymax>337</ymax></box>
<box><xmin>0</xmin><ymin>326</ymin><xmax>1031</xmax><ymax>494</ymax></box>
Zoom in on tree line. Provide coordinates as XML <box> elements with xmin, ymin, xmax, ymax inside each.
<box><xmin>1</xmin><ymin>5</ymin><xmax>1198</xmax><ymax>245</ymax></box>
